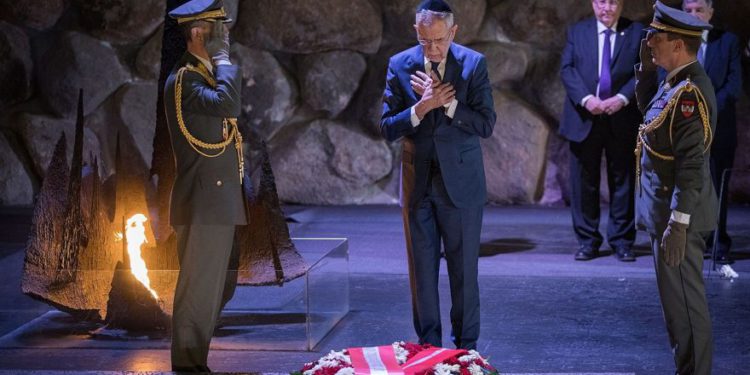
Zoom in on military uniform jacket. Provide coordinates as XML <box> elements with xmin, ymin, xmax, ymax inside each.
<box><xmin>634</xmin><ymin>61</ymin><xmax>718</xmax><ymax>235</ymax></box>
<box><xmin>164</xmin><ymin>53</ymin><xmax>247</xmax><ymax>225</ymax></box>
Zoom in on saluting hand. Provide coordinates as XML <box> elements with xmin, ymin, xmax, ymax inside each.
<box><xmin>206</xmin><ymin>21</ymin><xmax>230</xmax><ymax>64</ymax></box>
<box><xmin>639</xmin><ymin>38</ymin><xmax>656</xmax><ymax>72</ymax></box>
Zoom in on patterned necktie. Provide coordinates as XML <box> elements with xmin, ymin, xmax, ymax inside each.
<box><xmin>599</xmin><ymin>29</ymin><xmax>613</xmax><ymax>99</ymax></box>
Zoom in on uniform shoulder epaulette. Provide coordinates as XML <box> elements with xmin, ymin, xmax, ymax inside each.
<box><xmin>635</xmin><ymin>77</ymin><xmax>713</xmax><ymax>184</ymax></box>
<box><xmin>662</xmin><ymin>78</ymin><xmax>703</xmax><ymax>112</ymax></box>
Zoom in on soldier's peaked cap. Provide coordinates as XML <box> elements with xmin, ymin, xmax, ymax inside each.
<box><xmin>168</xmin><ymin>0</ymin><xmax>231</xmax><ymax>24</ymax></box>
<box><xmin>648</xmin><ymin>1</ymin><xmax>711</xmax><ymax>38</ymax></box>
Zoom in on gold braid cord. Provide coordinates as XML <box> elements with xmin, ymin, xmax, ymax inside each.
<box><xmin>634</xmin><ymin>78</ymin><xmax>712</xmax><ymax>188</ymax></box>
<box><xmin>175</xmin><ymin>62</ymin><xmax>244</xmax><ymax>180</ymax></box>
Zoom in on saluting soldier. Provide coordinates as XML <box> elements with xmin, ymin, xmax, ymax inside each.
<box><xmin>164</xmin><ymin>0</ymin><xmax>245</xmax><ymax>371</ymax></box>
<box><xmin>635</xmin><ymin>2</ymin><xmax>717</xmax><ymax>373</ymax></box>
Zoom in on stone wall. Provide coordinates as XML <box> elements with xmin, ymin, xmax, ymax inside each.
<box><xmin>1</xmin><ymin>0</ymin><xmax>748</xmax><ymax>206</ymax></box>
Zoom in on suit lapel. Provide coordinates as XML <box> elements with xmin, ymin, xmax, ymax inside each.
<box><xmin>611</xmin><ymin>19</ymin><xmax>628</xmax><ymax>66</ymax></box>
<box><xmin>443</xmin><ymin>44</ymin><xmax>459</xmax><ymax>86</ymax></box>
<box><xmin>587</xmin><ymin>19</ymin><xmax>599</xmax><ymax>78</ymax></box>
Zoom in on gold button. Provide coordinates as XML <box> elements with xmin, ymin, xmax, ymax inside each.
<box><xmin>216</xmin><ymin>180</ymin><xmax>223</xmax><ymax>187</ymax></box>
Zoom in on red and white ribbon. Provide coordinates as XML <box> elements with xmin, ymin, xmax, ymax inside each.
<box><xmin>401</xmin><ymin>347</ymin><xmax>467</xmax><ymax>374</ymax></box>
<box><xmin>349</xmin><ymin>345</ymin><xmax>404</xmax><ymax>375</ymax></box>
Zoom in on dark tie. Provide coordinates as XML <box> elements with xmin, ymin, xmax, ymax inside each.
<box><xmin>430</xmin><ymin>61</ymin><xmax>442</xmax><ymax>81</ymax></box>
<box><xmin>599</xmin><ymin>29</ymin><xmax>613</xmax><ymax>99</ymax></box>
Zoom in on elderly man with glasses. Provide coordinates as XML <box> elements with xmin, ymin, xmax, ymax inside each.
<box><xmin>560</xmin><ymin>0</ymin><xmax>645</xmax><ymax>263</ymax></box>
<box><xmin>635</xmin><ymin>2</ymin><xmax>717</xmax><ymax>373</ymax></box>
<box><xmin>380</xmin><ymin>0</ymin><xmax>495</xmax><ymax>350</ymax></box>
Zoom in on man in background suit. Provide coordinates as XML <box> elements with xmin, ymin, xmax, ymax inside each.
<box><xmin>164</xmin><ymin>0</ymin><xmax>246</xmax><ymax>371</ymax></box>
<box><xmin>682</xmin><ymin>0</ymin><xmax>743</xmax><ymax>264</ymax></box>
<box><xmin>635</xmin><ymin>2</ymin><xmax>717</xmax><ymax>372</ymax></box>
<box><xmin>560</xmin><ymin>0</ymin><xmax>644</xmax><ymax>262</ymax></box>
<box><xmin>380</xmin><ymin>0</ymin><xmax>495</xmax><ymax>350</ymax></box>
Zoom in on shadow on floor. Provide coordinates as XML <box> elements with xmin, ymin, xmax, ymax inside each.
<box><xmin>480</xmin><ymin>238</ymin><xmax>535</xmax><ymax>256</ymax></box>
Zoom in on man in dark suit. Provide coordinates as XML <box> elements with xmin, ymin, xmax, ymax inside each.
<box><xmin>560</xmin><ymin>0</ymin><xmax>644</xmax><ymax>262</ymax></box>
<box><xmin>380</xmin><ymin>0</ymin><xmax>495</xmax><ymax>350</ymax></box>
<box><xmin>164</xmin><ymin>0</ymin><xmax>246</xmax><ymax>371</ymax></box>
<box><xmin>635</xmin><ymin>2</ymin><xmax>717</xmax><ymax>373</ymax></box>
<box><xmin>682</xmin><ymin>0</ymin><xmax>743</xmax><ymax>264</ymax></box>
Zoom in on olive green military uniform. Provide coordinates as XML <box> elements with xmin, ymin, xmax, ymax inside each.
<box><xmin>635</xmin><ymin>60</ymin><xmax>717</xmax><ymax>374</ymax></box>
<box><xmin>164</xmin><ymin>52</ymin><xmax>246</xmax><ymax>372</ymax></box>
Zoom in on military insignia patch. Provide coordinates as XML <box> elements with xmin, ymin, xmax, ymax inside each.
<box><xmin>681</xmin><ymin>99</ymin><xmax>695</xmax><ymax>117</ymax></box>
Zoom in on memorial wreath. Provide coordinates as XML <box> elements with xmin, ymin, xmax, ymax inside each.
<box><xmin>295</xmin><ymin>341</ymin><xmax>499</xmax><ymax>375</ymax></box>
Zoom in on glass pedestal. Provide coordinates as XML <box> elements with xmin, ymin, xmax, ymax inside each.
<box><xmin>0</xmin><ymin>238</ymin><xmax>349</xmax><ymax>352</ymax></box>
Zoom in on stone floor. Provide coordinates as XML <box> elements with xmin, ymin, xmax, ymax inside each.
<box><xmin>0</xmin><ymin>205</ymin><xmax>748</xmax><ymax>374</ymax></box>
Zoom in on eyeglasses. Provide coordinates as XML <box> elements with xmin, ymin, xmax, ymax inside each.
<box><xmin>417</xmin><ymin>30</ymin><xmax>453</xmax><ymax>46</ymax></box>
<box><xmin>593</xmin><ymin>0</ymin><xmax>619</xmax><ymax>7</ymax></box>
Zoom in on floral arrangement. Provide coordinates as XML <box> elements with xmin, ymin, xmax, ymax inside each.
<box><xmin>295</xmin><ymin>341</ymin><xmax>499</xmax><ymax>375</ymax></box>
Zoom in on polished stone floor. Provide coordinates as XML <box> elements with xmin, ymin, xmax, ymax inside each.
<box><xmin>0</xmin><ymin>205</ymin><xmax>748</xmax><ymax>374</ymax></box>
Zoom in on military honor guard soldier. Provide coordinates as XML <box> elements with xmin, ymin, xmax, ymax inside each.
<box><xmin>635</xmin><ymin>2</ymin><xmax>717</xmax><ymax>373</ymax></box>
<box><xmin>164</xmin><ymin>0</ymin><xmax>245</xmax><ymax>372</ymax></box>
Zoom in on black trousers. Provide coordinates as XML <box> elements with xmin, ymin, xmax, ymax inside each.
<box><xmin>402</xmin><ymin>168</ymin><xmax>483</xmax><ymax>349</ymax></box>
<box><xmin>650</xmin><ymin>231</ymin><xmax>713</xmax><ymax>375</ymax></box>
<box><xmin>569</xmin><ymin>117</ymin><xmax>636</xmax><ymax>250</ymax></box>
<box><xmin>171</xmin><ymin>225</ymin><xmax>236</xmax><ymax>372</ymax></box>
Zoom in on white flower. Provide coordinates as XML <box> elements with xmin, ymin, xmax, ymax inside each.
<box><xmin>335</xmin><ymin>368</ymin><xmax>355</xmax><ymax>375</ymax></box>
<box><xmin>392</xmin><ymin>342</ymin><xmax>408</xmax><ymax>364</ymax></box>
<box><xmin>458</xmin><ymin>352</ymin><xmax>479</xmax><ymax>363</ymax></box>
<box><xmin>433</xmin><ymin>363</ymin><xmax>460</xmax><ymax>375</ymax></box>
<box><xmin>468</xmin><ymin>363</ymin><xmax>484</xmax><ymax>375</ymax></box>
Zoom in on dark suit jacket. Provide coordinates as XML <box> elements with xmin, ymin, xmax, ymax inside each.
<box><xmin>634</xmin><ymin>62</ymin><xmax>718</xmax><ymax>235</ymax></box>
<box><xmin>380</xmin><ymin>44</ymin><xmax>496</xmax><ymax>209</ymax></box>
<box><xmin>164</xmin><ymin>53</ymin><xmax>246</xmax><ymax>225</ymax></box>
<box><xmin>704</xmin><ymin>29</ymin><xmax>742</xmax><ymax>148</ymax></box>
<box><xmin>560</xmin><ymin>17</ymin><xmax>644</xmax><ymax>142</ymax></box>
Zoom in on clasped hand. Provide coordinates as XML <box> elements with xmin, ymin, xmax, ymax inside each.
<box><xmin>586</xmin><ymin>96</ymin><xmax>625</xmax><ymax>116</ymax></box>
<box><xmin>410</xmin><ymin>71</ymin><xmax>455</xmax><ymax>117</ymax></box>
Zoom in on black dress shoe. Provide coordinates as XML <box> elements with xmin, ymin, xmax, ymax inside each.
<box><xmin>575</xmin><ymin>247</ymin><xmax>599</xmax><ymax>261</ymax></box>
<box><xmin>615</xmin><ymin>247</ymin><xmax>636</xmax><ymax>262</ymax></box>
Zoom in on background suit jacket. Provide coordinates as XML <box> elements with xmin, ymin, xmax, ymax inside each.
<box><xmin>634</xmin><ymin>62</ymin><xmax>718</xmax><ymax>235</ymax></box>
<box><xmin>560</xmin><ymin>17</ymin><xmax>644</xmax><ymax>142</ymax></box>
<box><xmin>164</xmin><ymin>53</ymin><xmax>246</xmax><ymax>226</ymax></box>
<box><xmin>704</xmin><ymin>28</ymin><xmax>742</xmax><ymax>149</ymax></box>
<box><xmin>380</xmin><ymin>43</ymin><xmax>496</xmax><ymax>209</ymax></box>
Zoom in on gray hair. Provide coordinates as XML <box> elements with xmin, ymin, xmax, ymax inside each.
<box><xmin>415</xmin><ymin>9</ymin><xmax>454</xmax><ymax>28</ymax></box>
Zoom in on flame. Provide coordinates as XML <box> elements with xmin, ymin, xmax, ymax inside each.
<box><xmin>124</xmin><ymin>214</ymin><xmax>158</xmax><ymax>300</ymax></box>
